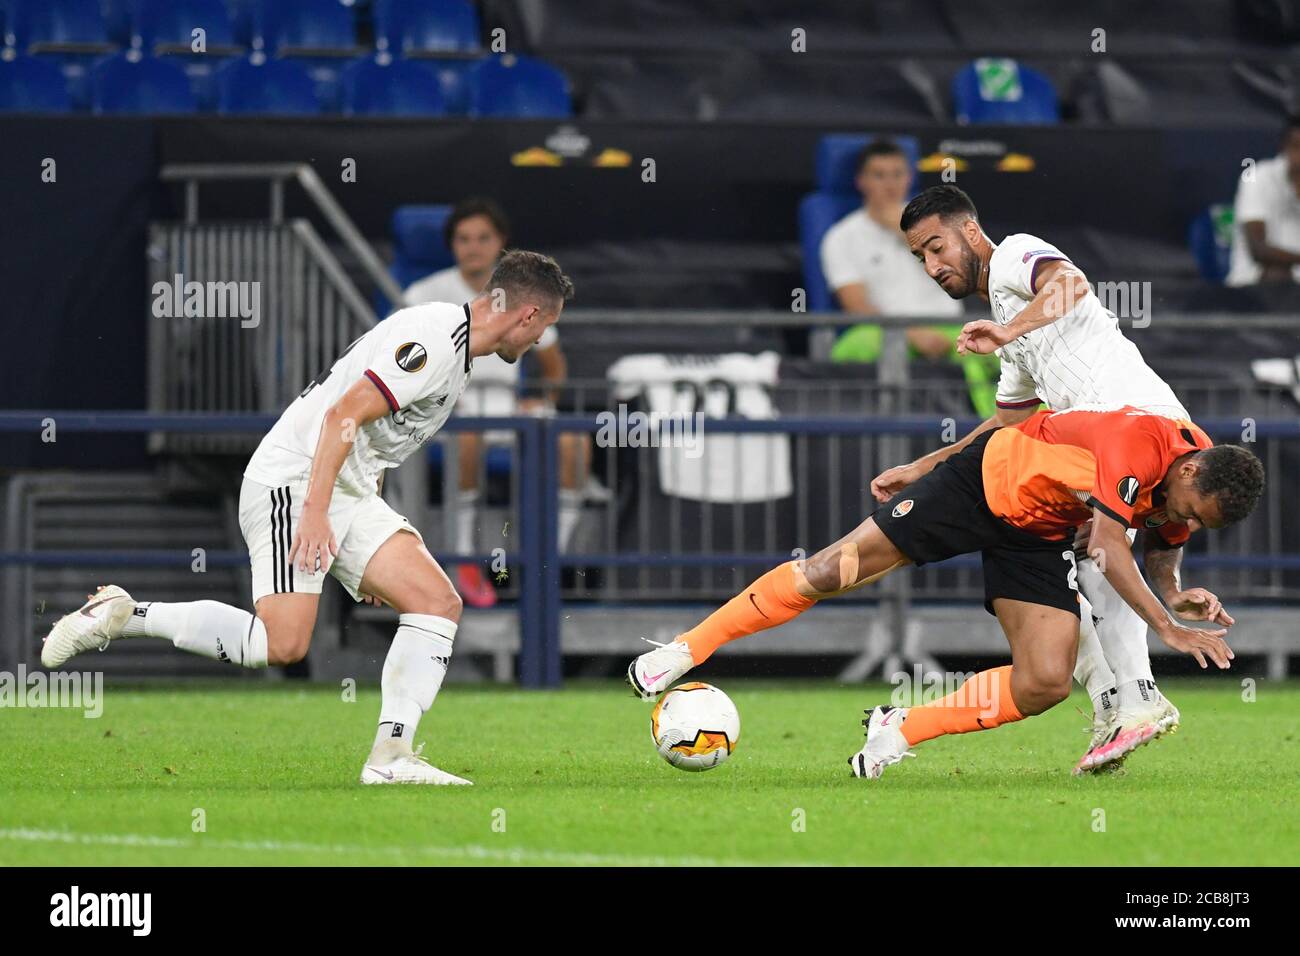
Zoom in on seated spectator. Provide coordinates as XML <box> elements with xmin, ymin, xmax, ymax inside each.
<box><xmin>818</xmin><ymin>140</ymin><xmax>998</xmax><ymax>415</ymax></box>
<box><xmin>1227</xmin><ymin>115</ymin><xmax>1300</xmax><ymax>286</ymax></box>
<box><xmin>405</xmin><ymin>198</ymin><xmax>590</xmax><ymax>607</ymax></box>
<box><xmin>820</xmin><ymin>140</ymin><xmax>964</xmax><ymax>359</ymax></box>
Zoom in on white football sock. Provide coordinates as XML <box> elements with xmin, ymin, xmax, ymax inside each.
<box><xmin>373</xmin><ymin>613</ymin><xmax>456</xmax><ymax>755</ymax></box>
<box><xmin>455</xmin><ymin>489</ymin><xmax>479</xmax><ymax>556</ymax></box>
<box><xmin>1078</xmin><ymin>558</ymin><xmax>1156</xmax><ymax>687</ymax></box>
<box><xmin>1073</xmin><ymin>600</ymin><xmax>1117</xmax><ymax>710</ymax></box>
<box><xmin>1095</xmin><ymin>610</ymin><xmax>1156</xmax><ymax>688</ymax></box>
<box><xmin>124</xmin><ymin>601</ymin><xmax>268</xmax><ymax>668</ymax></box>
<box><xmin>558</xmin><ymin>487</ymin><xmax>584</xmax><ymax>552</ymax></box>
<box><xmin>1118</xmin><ymin>678</ymin><xmax>1161</xmax><ymax>713</ymax></box>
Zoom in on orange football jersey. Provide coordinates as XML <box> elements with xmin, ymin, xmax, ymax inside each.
<box><xmin>981</xmin><ymin>406</ymin><xmax>1212</xmax><ymax>544</ymax></box>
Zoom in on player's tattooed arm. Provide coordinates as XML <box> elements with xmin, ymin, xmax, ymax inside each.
<box><xmin>1090</xmin><ymin>509</ymin><xmax>1233</xmax><ymax>669</ymax></box>
<box><xmin>1143</xmin><ymin>531</ymin><xmax>1234</xmax><ymax>627</ymax></box>
<box><xmin>291</xmin><ymin>377</ymin><xmax>391</xmax><ymax>573</ymax></box>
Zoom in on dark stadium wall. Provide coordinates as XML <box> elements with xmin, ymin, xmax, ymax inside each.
<box><xmin>0</xmin><ymin>118</ymin><xmax>164</xmax><ymax>468</ymax></box>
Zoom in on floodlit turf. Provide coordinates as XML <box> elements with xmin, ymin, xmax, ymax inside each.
<box><xmin>1</xmin><ymin>679</ymin><xmax>1296</xmax><ymax>866</ymax></box>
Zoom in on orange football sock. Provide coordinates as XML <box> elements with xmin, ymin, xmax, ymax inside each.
<box><xmin>898</xmin><ymin>665</ymin><xmax>1024</xmax><ymax>746</ymax></box>
<box><xmin>678</xmin><ymin>561</ymin><xmax>817</xmax><ymax>664</ymax></box>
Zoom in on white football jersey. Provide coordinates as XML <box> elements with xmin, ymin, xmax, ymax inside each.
<box><xmin>244</xmin><ymin>302</ymin><xmax>473</xmax><ymax>497</ymax></box>
<box><xmin>987</xmin><ymin>233</ymin><xmax>1187</xmax><ymax>419</ymax></box>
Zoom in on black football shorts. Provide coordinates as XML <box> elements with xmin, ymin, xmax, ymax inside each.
<box><xmin>872</xmin><ymin>430</ymin><xmax>1081</xmax><ymax>617</ymax></box>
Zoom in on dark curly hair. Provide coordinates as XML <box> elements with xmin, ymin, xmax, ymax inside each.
<box><xmin>1194</xmin><ymin>445</ymin><xmax>1265</xmax><ymax>526</ymax></box>
<box><xmin>900</xmin><ymin>184</ymin><xmax>980</xmax><ymax>233</ymax></box>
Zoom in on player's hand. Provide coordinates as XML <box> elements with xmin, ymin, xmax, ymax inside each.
<box><xmin>870</xmin><ymin>461</ymin><xmax>923</xmax><ymax>503</ymax></box>
<box><xmin>1157</xmin><ymin>621</ymin><xmax>1234</xmax><ymax>670</ymax></box>
<box><xmin>955</xmin><ymin>320</ymin><xmax>1013</xmax><ymax>356</ymax></box>
<box><xmin>290</xmin><ymin>506</ymin><xmax>338</xmax><ymax>574</ymax></box>
<box><xmin>1167</xmin><ymin>588</ymin><xmax>1234</xmax><ymax>626</ymax></box>
<box><xmin>358</xmin><ymin>592</ymin><xmax>386</xmax><ymax>607</ymax></box>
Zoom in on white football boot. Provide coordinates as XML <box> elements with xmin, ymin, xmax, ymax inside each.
<box><xmin>41</xmin><ymin>584</ymin><xmax>137</xmax><ymax>668</ymax></box>
<box><xmin>848</xmin><ymin>705</ymin><xmax>915</xmax><ymax>779</ymax></box>
<box><xmin>360</xmin><ymin>743</ymin><xmax>472</xmax><ymax>786</ymax></box>
<box><xmin>1074</xmin><ymin>708</ymin><xmax>1127</xmax><ymax>775</ymax></box>
<box><xmin>627</xmin><ymin>638</ymin><xmax>694</xmax><ymax>701</ymax></box>
<box><xmin>1077</xmin><ymin>680</ymin><xmax>1179</xmax><ymax>774</ymax></box>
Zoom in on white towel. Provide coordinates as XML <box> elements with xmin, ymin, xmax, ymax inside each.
<box><xmin>607</xmin><ymin>352</ymin><xmax>792</xmax><ymax>503</ymax></box>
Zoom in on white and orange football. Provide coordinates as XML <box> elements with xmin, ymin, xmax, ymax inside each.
<box><xmin>650</xmin><ymin>682</ymin><xmax>740</xmax><ymax>772</ymax></box>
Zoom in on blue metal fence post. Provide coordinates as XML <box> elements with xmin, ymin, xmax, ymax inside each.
<box><xmin>539</xmin><ymin>416</ymin><xmax>562</xmax><ymax>687</ymax></box>
<box><xmin>516</xmin><ymin>417</ymin><xmax>545</xmax><ymax>687</ymax></box>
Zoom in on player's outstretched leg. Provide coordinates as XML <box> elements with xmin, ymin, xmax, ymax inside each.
<box><xmin>849</xmin><ymin>598</ymin><xmax>1078</xmax><ymax>779</ymax></box>
<box><xmin>354</xmin><ymin>530</ymin><xmax>471</xmax><ymax>786</ymax></box>
<box><xmin>42</xmin><ymin>585</ymin><xmax>274</xmax><ymax>669</ymax></box>
<box><xmin>628</xmin><ymin>517</ymin><xmax>909</xmax><ymax>699</ymax></box>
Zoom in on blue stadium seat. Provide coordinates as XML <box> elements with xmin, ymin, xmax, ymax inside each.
<box><xmin>243</xmin><ymin>0</ymin><xmax>360</xmax><ymax>109</ymax></box>
<box><xmin>375</xmin><ymin>204</ymin><xmax>455</xmax><ymax>315</ymax></box>
<box><xmin>132</xmin><ymin>0</ymin><xmax>237</xmax><ymax>50</ymax></box>
<box><xmin>468</xmin><ymin>54</ymin><xmax>571</xmax><ymax>118</ymax></box>
<box><xmin>7</xmin><ymin>0</ymin><xmax>111</xmax><ymax>48</ymax></box>
<box><xmin>374</xmin><ymin>0</ymin><xmax>480</xmax><ymax>54</ymax></box>
<box><xmin>953</xmin><ymin>58</ymin><xmax>1059</xmax><ymax>124</ymax></box>
<box><xmin>341</xmin><ymin>55</ymin><xmax>445</xmax><ymax>116</ymax></box>
<box><xmin>0</xmin><ymin>54</ymin><xmax>73</xmax><ymax>111</ymax></box>
<box><xmin>216</xmin><ymin>54</ymin><xmax>318</xmax><ymax>114</ymax></box>
<box><xmin>249</xmin><ymin>0</ymin><xmax>356</xmax><ymax>52</ymax></box>
<box><xmin>90</xmin><ymin>51</ymin><xmax>196</xmax><ymax>113</ymax></box>
<box><xmin>420</xmin><ymin>57</ymin><xmax>476</xmax><ymax>113</ymax></box>
<box><xmin>100</xmin><ymin>0</ymin><xmax>133</xmax><ymax>44</ymax></box>
<box><xmin>132</xmin><ymin>0</ymin><xmax>241</xmax><ymax>109</ymax></box>
<box><xmin>1188</xmin><ymin>203</ymin><xmax>1234</xmax><ymax>284</ymax></box>
<box><xmin>8</xmin><ymin>0</ymin><xmax>117</xmax><ymax>107</ymax></box>
<box><xmin>797</xmin><ymin>134</ymin><xmax>921</xmax><ymax>311</ymax></box>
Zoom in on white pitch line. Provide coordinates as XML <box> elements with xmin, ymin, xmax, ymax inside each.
<box><xmin>0</xmin><ymin>828</ymin><xmax>824</xmax><ymax>868</ymax></box>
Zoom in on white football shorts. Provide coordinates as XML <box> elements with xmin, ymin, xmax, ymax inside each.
<box><xmin>238</xmin><ymin>476</ymin><xmax>422</xmax><ymax>603</ymax></box>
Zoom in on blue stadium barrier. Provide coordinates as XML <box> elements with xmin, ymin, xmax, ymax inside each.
<box><xmin>3</xmin><ymin>410</ymin><xmax>1298</xmax><ymax>687</ymax></box>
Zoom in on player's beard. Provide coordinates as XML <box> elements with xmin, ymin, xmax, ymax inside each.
<box><xmin>942</xmin><ymin>239</ymin><xmax>983</xmax><ymax>299</ymax></box>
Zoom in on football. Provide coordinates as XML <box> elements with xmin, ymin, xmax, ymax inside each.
<box><xmin>650</xmin><ymin>682</ymin><xmax>741</xmax><ymax>771</ymax></box>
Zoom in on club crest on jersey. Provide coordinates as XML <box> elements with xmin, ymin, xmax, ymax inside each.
<box><xmin>394</xmin><ymin>342</ymin><xmax>427</xmax><ymax>373</ymax></box>
<box><xmin>1117</xmin><ymin>476</ymin><xmax>1140</xmax><ymax>506</ymax></box>
<box><xmin>892</xmin><ymin>499</ymin><xmax>914</xmax><ymax>518</ymax></box>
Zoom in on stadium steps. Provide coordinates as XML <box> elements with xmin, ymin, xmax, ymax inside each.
<box><xmin>5</xmin><ymin>471</ymin><xmax>254</xmax><ymax>677</ymax></box>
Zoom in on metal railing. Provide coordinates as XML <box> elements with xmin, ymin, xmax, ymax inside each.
<box><xmin>3</xmin><ymin>410</ymin><xmax>1298</xmax><ymax>685</ymax></box>
<box><xmin>148</xmin><ymin>163</ymin><xmax>405</xmax><ymax>453</ymax></box>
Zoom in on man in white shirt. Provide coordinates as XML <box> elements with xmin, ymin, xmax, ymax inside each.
<box><xmin>818</xmin><ymin>140</ymin><xmax>965</xmax><ymax>363</ymax></box>
<box><xmin>405</xmin><ymin>198</ymin><xmax>589</xmax><ymax>608</ymax></box>
<box><xmin>1226</xmin><ymin>116</ymin><xmax>1300</xmax><ymax>286</ymax></box>
<box><xmin>870</xmin><ymin>185</ymin><xmax>1229</xmax><ymax>773</ymax></box>
<box><xmin>42</xmin><ymin>251</ymin><xmax>574</xmax><ymax>786</ymax></box>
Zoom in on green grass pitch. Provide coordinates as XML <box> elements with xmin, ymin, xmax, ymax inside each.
<box><xmin>2</xmin><ymin>679</ymin><xmax>1296</xmax><ymax>866</ymax></box>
